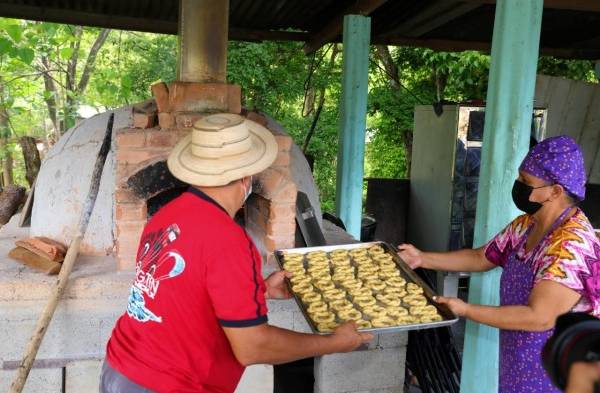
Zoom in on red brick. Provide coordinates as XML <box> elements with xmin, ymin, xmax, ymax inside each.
<box><xmin>264</xmin><ymin>234</ymin><xmax>295</xmax><ymax>252</ymax></box>
<box><xmin>116</xmin><ymin>131</ymin><xmax>146</xmax><ymax>148</ymax></box>
<box><xmin>272</xmin><ymin>181</ymin><xmax>297</xmax><ymax>203</ymax></box>
<box><xmin>168</xmin><ymin>82</ymin><xmax>241</xmax><ymax>113</ymax></box>
<box><xmin>116</xmin><ymin>149</ymin><xmax>166</xmax><ymax>166</ymax></box>
<box><xmin>116</xmin><ymin>203</ymin><xmax>147</xmax><ymax>221</ymax></box>
<box><xmin>268</xmin><ymin>202</ymin><xmax>295</xmax><ymax>221</ymax></box>
<box><xmin>266</xmin><ymin>220</ymin><xmax>296</xmax><ymax>237</ymax></box>
<box><xmin>158</xmin><ymin>112</ymin><xmax>175</xmax><ymax>129</ymax></box>
<box><xmin>255</xmin><ymin>168</ymin><xmax>285</xmax><ymax>199</ymax></box>
<box><xmin>274</xmin><ymin>135</ymin><xmax>293</xmax><ymax>152</ymax></box>
<box><xmin>175</xmin><ymin>112</ymin><xmax>206</xmax><ymax>128</ymax></box>
<box><xmin>272</xmin><ymin>151</ymin><xmax>291</xmax><ymax>167</ymax></box>
<box><xmin>147</xmin><ymin>131</ymin><xmax>177</xmax><ymax>148</ymax></box>
<box><xmin>151</xmin><ymin>82</ymin><xmax>170</xmax><ymax>112</ymax></box>
<box><xmin>116</xmin><ymin>220</ymin><xmax>146</xmax><ymax>237</ymax></box>
<box><xmin>115</xmin><ymin>188</ymin><xmax>139</xmax><ymax>203</ymax></box>
<box><xmin>133</xmin><ymin>112</ymin><xmax>157</xmax><ymax>129</ymax></box>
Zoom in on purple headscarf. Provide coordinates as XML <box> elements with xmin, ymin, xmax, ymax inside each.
<box><xmin>519</xmin><ymin>135</ymin><xmax>586</xmax><ymax>200</ymax></box>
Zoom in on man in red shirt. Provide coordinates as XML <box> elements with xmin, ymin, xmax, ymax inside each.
<box><xmin>101</xmin><ymin>113</ymin><xmax>372</xmax><ymax>392</ymax></box>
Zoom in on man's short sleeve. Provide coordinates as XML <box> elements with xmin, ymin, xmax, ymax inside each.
<box><xmin>206</xmin><ymin>232</ymin><xmax>268</xmax><ymax>327</ymax></box>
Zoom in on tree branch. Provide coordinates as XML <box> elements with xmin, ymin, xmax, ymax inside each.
<box><xmin>66</xmin><ymin>26</ymin><xmax>83</xmax><ymax>92</ymax></box>
<box><xmin>76</xmin><ymin>29</ymin><xmax>110</xmax><ymax>95</ymax></box>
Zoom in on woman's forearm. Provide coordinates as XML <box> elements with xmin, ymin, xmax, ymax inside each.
<box><xmin>422</xmin><ymin>247</ymin><xmax>495</xmax><ymax>273</ymax></box>
<box><xmin>465</xmin><ymin>303</ymin><xmax>554</xmax><ymax>331</ymax></box>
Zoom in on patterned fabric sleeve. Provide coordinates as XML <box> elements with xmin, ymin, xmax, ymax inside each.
<box><xmin>534</xmin><ymin>211</ymin><xmax>600</xmax><ymax>317</ymax></box>
<box><xmin>484</xmin><ymin>214</ymin><xmax>531</xmax><ymax>268</ymax></box>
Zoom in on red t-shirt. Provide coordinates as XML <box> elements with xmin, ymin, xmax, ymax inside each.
<box><xmin>106</xmin><ymin>188</ymin><xmax>268</xmax><ymax>392</ymax></box>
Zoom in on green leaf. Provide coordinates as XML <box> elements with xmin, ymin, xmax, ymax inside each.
<box><xmin>5</xmin><ymin>25</ymin><xmax>22</xmax><ymax>43</ymax></box>
<box><xmin>59</xmin><ymin>47</ymin><xmax>74</xmax><ymax>60</ymax></box>
<box><xmin>17</xmin><ymin>47</ymin><xmax>34</xmax><ymax>64</ymax></box>
<box><xmin>0</xmin><ymin>37</ymin><xmax>13</xmax><ymax>55</ymax></box>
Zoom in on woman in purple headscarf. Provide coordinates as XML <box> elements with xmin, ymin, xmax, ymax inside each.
<box><xmin>399</xmin><ymin>135</ymin><xmax>600</xmax><ymax>392</ymax></box>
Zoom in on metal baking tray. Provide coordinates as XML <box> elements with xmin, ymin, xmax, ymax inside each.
<box><xmin>274</xmin><ymin>241</ymin><xmax>459</xmax><ymax>335</ymax></box>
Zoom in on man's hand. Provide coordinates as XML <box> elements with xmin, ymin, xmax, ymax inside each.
<box><xmin>329</xmin><ymin>321</ymin><xmax>374</xmax><ymax>352</ymax></box>
<box><xmin>265</xmin><ymin>270</ymin><xmax>293</xmax><ymax>300</ymax></box>
<box><xmin>397</xmin><ymin>244</ymin><xmax>424</xmax><ymax>269</ymax></box>
<box><xmin>434</xmin><ymin>296</ymin><xmax>468</xmax><ymax>317</ymax></box>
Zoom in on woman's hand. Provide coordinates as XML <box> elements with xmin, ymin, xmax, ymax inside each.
<box><xmin>397</xmin><ymin>243</ymin><xmax>424</xmax><ymax>269</ymax></box>
<box><xmin>434</xmin><ymin>296</ymin><xmax>469</xmax><ymax>317</ymax></box>
<box><xmin>265</xmin><ymin>270</ymin><xmax>293</xmax><ymax>300</ymax></box>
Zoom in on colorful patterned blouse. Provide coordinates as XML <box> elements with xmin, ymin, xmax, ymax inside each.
<box><xmin>484</xmin><ymin>208</ymin><xmax>600</xmax><ymax>317</ymax></box>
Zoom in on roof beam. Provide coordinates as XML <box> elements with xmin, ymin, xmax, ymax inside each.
<box><xmin>0</xmin><ymin>3</ymin><xmax>310</xmax><ymax>42</ymax></box>
<box><xmin>382</xmin><ymin>1</ymin><xmax>481</xmax><ymax>38</ymax></box>
<box><xmin>378</xmin><ymin>36</ymin><xmax>600</xmax><ymax>60</ymax></box>
<box><xmin>302</xmin><ymin>0</ymin><xmax>389</xmax><ymax>55</ymax></box>
<box><xmin>465</xmin><ymin>0</ymin><xmax>600</xmax><ymax>12</ymax></box>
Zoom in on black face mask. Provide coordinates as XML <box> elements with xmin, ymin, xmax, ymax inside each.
<box><xmin>512</xmin><ymin>180</ymin><xmax>548</xmax><ymax>215</ymax></box>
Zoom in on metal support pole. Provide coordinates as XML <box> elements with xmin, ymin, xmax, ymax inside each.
<box><xmin>177</xmin><ymin>0</ymin><xmax>228</xmax><ymax>83</ymax></box>
<box><xmin>460</xmin><ymin>1</ymin><xmax>543</xmax><ymax>392</ymax></box>
<box><xmin>335</xmin><ymin>15</ymin><xmax>371</xmax><ymax>239</ymax></box>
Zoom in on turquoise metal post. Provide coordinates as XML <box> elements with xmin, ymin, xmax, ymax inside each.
<box><xmin>460</xmin><ymin>1</ymin><xmax>543</xmax><ymax>392</ymax></box>
<box><xmin>335</xmin><ymin>15</ymin><xmax>371</xmax><ymax>239</ymax></box>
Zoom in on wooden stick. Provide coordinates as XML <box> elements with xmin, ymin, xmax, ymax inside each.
<box><xmin>8</xmin><ymin>113</ymin><xmax>114</xmax><ymax>393</ymax></box>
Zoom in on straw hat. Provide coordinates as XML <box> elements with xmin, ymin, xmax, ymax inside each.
<box><xmin>167</xmin><ymin>113</ymin><xmax>278</xmax><ymax>186</ymax></box>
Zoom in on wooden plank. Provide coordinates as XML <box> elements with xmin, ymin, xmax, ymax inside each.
<box><xmin>578</xmin><ymin>87</ymin><xmax>600</xmax><ymax>176</ymax></box>
<box><xmin>303</xmin><ymin>0</ymin><xmax>388</xmax><ymax>54</ymax></box>
<box><xmin>384</xmin><ymin>1</ymin><xmax>481</xmax><ymax>38</ymax></box>
<box><xmin>534</xmin><ymin>74</ymin><xmax>551</xmax><ymax>108</ymax></box>
<box><xmin>560</xmin><ymin>80</ymin><xmax>595</xmax><ymax>142</ymax></box>
<box><xmin>542</xmin><ymin>77</ymin><xmax>572</xmax><ymax>138</ymax></box>
<box><xmin>588</xmin><ymin>146</ymin><xmax>600</xmax><ymax>184</ymax></box>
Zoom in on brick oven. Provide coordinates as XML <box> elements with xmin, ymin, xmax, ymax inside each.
<box><xmin>113</xmin><ymin>81</ymin><xmax>300</xmax><ymax>271</ymax></box>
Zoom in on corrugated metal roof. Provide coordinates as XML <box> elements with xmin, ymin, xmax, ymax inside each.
<box><xmin>1</xmin><ymin>0</ymin><xmax>600</xmax><ymax>59</ymax></box>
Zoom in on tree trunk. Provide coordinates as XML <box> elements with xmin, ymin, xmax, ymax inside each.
<box><xmin>19</xmin><ymin>136</ymin><xmax>41</xmax><ymax>187</ymax></box>
<box><xmin>40</xmin><ymin>55</ymin><xmax>61</xmax><ymax>138</ymax></box>
<box><xmin>0</xmin><ymin>83</ymin><xmax>13</xmax><ymax>187</ymax></box>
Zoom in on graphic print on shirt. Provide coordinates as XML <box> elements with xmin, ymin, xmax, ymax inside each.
<box><xmin>127</xmin><ymin>223</ymin><xmax>185</xmax><ymax>323</ymax></box>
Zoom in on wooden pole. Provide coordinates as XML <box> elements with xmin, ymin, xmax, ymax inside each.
<box><xmin>335</xmin><ymin>15</ymin><xmax>370</xmax><ymax>239</ymax></box>
<box><xmin>460</xmin><ymin>1</ymin><xmax>543</xmax><ymax>392</ymax></box>
<box><xmin>8</xmin><ymin>113</ymin><xmax>114</xmax><ymax>393</ymax></box>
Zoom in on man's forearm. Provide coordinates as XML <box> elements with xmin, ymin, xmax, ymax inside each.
<box><xmin>246</xmin><ymin>325</ymin><xmax>347</xmax><ymax>365</ymax></box>
<box><xmin>422</xmin><ymin>248</ymin><xmax>494</xmax><ymax>273</ymax></box>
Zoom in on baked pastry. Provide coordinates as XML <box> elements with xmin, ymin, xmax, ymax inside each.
<box><xmin>340</xmin><ymin>279</ymin><xmax>363</xmax><ymax>291</ymax></box>
<box><xmin>329</xmin><ymin>299</ymin><xmax>354</xmax><ymax>312</ymax></box>
<box><xmin>317</xmin><ymin>321</ymin><xmax>338</xmax><ymax>332</ymax></box>
<box><xmin>349</xmin><ymin>287</ymin><xmax>372</xmax><ymax>299</ymax></box>
<box><xmin>362</xmin><ymin>305</ymin><xmax>387</xmax><ymax>319</ymax></box>
<box><xmin>371</xmin><ymin>316</ymin><xmax>396</xmax><ymax>328</ymax></box>
<box><xmin>292</xmin><ymin>282</ymin><xmax>314</xmax><ymax>295</ymax></box>
<box><xmin>302</xmin><ymin>291</ymin><xmax>323</xmax><ymax>304</ymax></box>
<box><xmin>406</xmin><ymin>283</ymin><xmax>424</xmax><ymax>294</ymax></box>
<box><xmin>322</xmin><ymin>288</ymin><xmax>346</xmax><ymax>302</ymax></box>
<box><xmin>395</xmin><ymin>315</ymin><xmax>418</xmax><ymax>325</ymax></box>
<box><xmin>290</xmin><ymin>275</ymin><xmax>311</xmax><ymax>287</ymax></box>
<box><xmin>403</xmin><ymin>294</ymin><xmax>428</xmax><ymax>307</ymax></box>
<box><xmin>284</xmin><ymin>253</ymin><xmax>304</xmax><ymax>261</ymax></box>
<box><xmin>354</xmin><ymin>295</ymin><xmax>377</xmax><ymax>308</ymax></box>
<box><xmin>419</xmin><ymin>314</ymin><xmax>443</xmax><ymax>323</ymax></box>
<box><xmin>386</xmin><ymin>307</ymin><xmax>409</xmax><ymax>318</ymax></box>
<box><xmin>337</xmin><ymin>308</ymin><xmax>363</xmax><ymax>322</ymax></box>
<box><xmin>385</xmin><ymin>277</ymin><xmax>406</xmax><ymax>288</ymax></box>
<box><xmin>384</xmin><ymin>287</ymin><xmax>407</xmax><ymax>298</ymax></box>
<box><xmin>312</xmin><ymin>311</ymin><xmax>335</xmax><ymax>324</ymax></box>
<box><xmin>313</xmin><ymin>279</ymin><xmax>336</xmax><ymax>292</ymax></box>
<box><xmin>356</xmin><ymin>320</ymin><xmax>372</xmax><ymax>329</ymax></box>
<box><xmin>307</xmin><ymin>301</ymin><xmax>328</xmax><ymax>314</ymax></box>
<box><xmin>376</xmin><ymin>293</ymin><xmax>402</xmax><ymax>307</ymax></box>
<box><xmin>368</xmin><ymin>245</ymin><xmax>385</xmax><ymax>255</ymax></box>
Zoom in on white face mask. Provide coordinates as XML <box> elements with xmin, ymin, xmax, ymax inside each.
<box><xmin>242</xmin><ymin>176</ymin><xmax>253</xmax><ymax>204</ymax></box>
